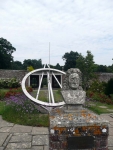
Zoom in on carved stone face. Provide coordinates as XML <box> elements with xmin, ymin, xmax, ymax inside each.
<box><xmin>69</xmin><ymin>73</ymin><xmax>80</xmax><ymax>89</ymax></box>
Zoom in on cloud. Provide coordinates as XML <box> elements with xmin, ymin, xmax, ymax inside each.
<box><xmin>0</xmin><ymin>0</ymin><xmax>113</xmax><ymax>66</ymax></box>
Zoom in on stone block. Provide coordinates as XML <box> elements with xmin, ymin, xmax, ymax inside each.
<box><xmin>6</xmin><ymin>142</ymin><xmax>31</xmax><ymax>149</ymax></box>
<box><xmin>32</xmin><ymin>127</ymin><xmax>49</xmax><ymax>135</ymax></box>
<box><xmin>0</xmin><ymin>127</ymin><xmax>12</xmax><ymax>132</ymax></box>
<box><xmin>10</xmin><ymin>133</ymin><xmax>32</xmax><ymax>142</ymax></box>
<box><xmin>32</xmin><ymin>135</ymin><xmax>49</xmax><ymax>146</ymax></box>
<box><xmin>108</xmin><ymin>136</ymin><xmax>113</xmax><ymax>146</ymax></box>
<box><xmin>10</xmin><ymin>124</ymin><xmax>32</xmax><ymax>133</ymax></box>
<box><xmin>32</xmin><ymin>146</ymin><xmax>44</xmax><ymax>150</ymax></box>
<box><xmin>0</xmin><ymin>133</ymin><xmax>9</xmax><ymax>146</ymax></box>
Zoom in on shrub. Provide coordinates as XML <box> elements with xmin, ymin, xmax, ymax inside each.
<box><xmin>87</xmin><ymin>80</ymin><xmax>107</xmax><ymax>93</ymax></box>
<box><xmin>105</xmin><ymin>78</ymin><xmax>113</xmax><ymax>96</ymax></box>
<box><xmin>0</xmin><ymin>78</ymin><xmax>20</xmax><ymax>89</ymax></box>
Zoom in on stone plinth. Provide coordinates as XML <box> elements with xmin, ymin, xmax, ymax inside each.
<box><xmin>49</xmin><ymin>107</ymin><xmax>109</xmax><ymax>150</ymax></box>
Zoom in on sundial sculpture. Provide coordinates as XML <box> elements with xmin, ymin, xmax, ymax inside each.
<box><xmin>21</xmin><ymin>64</ymin><xmax>65</xmax><ymax>109</ymax></box>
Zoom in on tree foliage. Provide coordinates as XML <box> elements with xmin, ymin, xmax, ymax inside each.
<box><xmin>76</xmin><ymin>51</ymin><xmax>95</xmax><ymax>89</ymax></box>
<box><xmin>93</xmin><ymin>64</ymin><xmax>113</xmax><ymax>73</ymax></box>
<box><xmin>54</xmin><ymin>63</ymin><xmax>62</xmax><ymax>70</ymax></box>
<box><xmin>62</xmin><ymin>51</ymin><xmax>79</xmax><ymax>71</ymax></box>
<box><xmin>23</xmin><ymin>59</ymin><xmax>42</xmax><ymax>69</ymax></box>
<box><xmin>27</xmin><ymin>66</ymin><xmax>34</xmax><ymax>72</ymax></box>
<box><xmin>0</xmin><ymin>38</ymin><xmax>16</xmax><ymax>69</ymax></box>
<box><xmin>11</xmin><ymin>61</ymin><xmax>23</xmax><ymax>70</ymax></box>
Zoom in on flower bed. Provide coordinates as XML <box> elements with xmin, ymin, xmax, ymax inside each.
<box><xmin>87</xmin><ymin>91</ymin><xmax>113</xmax><ymax>105</ymax></box>
<box><xmin>5</xmin><ymin>87</ymin><xmax>33</xmax><ymax>98</ymax></box>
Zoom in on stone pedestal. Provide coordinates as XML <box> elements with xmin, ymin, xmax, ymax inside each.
<box><xmin>49</xmin><ymin>68</ymin><xmax>109</xmax><ymax>150</ymax></box>
<box><xmin>49</xmin><ymin>106</ymin><xmax>109</xmax><ymax>150</ymax></box>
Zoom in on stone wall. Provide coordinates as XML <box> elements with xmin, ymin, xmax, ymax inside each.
<box><xmin>96</xmin><ymin>73</ymin><xmax>113</xmax><ymax>82</ymax></box>
<box><xmin>0</xmin><ymin>70</ymin><xmax>113</xmax><ymax>83</ymax></box>
<box><xmin>0</xmin><ymin>69</ymin><xmax>28</xmax><ymax>82</ymax></box>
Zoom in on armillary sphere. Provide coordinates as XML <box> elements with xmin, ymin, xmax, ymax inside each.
<box><xmin>21</xmin><ymin>65</ymin><xmax>66</xmax><ymax>108</ymax></box>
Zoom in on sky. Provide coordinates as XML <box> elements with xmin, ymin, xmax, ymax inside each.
<box><xmin>0</xmin><ymin>0</ymin><xmax>113</xmax><ymax>66</ymax></box>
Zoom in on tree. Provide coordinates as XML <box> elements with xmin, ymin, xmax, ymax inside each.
<box><xmin>11</xmin><ymin>61</ymin><xmax>23</xmax><ymax>70</ymax></box>
<box><xmin>76</xmin><ymin>51</ymin><xmax>95</xmax><ymax>90</ymax></box>
<box><xmin>62</xmin><ymin>51</ymin><xmax>79</xmax><ymax>71</ymax></box>
<box><xmin>96</xmin><ymin>65</ymin><xmax>107</xmax><ymax>72</ymax></box>
<box><xmin>23</xmin><ymin>59</ymin><xmax>42</xmax><ymax>69</ymax></box>
<box><xmin>0</xmin><ymin>37</ymin><xmax>16</xmax><ymax>69</ymax></box>
<box><xmin>54</xmin><ymin>63</ymin><xmax>62</xmax><ymax>70</ymax></box>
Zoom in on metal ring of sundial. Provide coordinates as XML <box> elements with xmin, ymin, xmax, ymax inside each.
<box><xmin>22</xmin><ymin>67</ymin><xmax>66</xmax><ymax>107</ymax></box>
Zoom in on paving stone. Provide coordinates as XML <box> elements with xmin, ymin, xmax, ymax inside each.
<box><xmin>108</xmin><ymin>123</ymin><xmax>113</xmax><ymax>127</ymax></box>
<box><xmin>107</xmin><ymin>109</ymin><xmax>113</xmax><ymax>112</ymax></box>
<box><xmin>10</xmin><ymin>124</ymin><xmax>32</xmax><ymax>133</ymax></box>
<box><xmin>32</xmin><ymin>127</ymin><xmax>49</xmax><ymax>135</ymax></box>
<box><xmin>44</xmin><ymin>146</ymin><xmax>49</xmax><ymax>150</ymax></box>
<box><xmin>100</xmin><ymin>114</ymin><xmax>113</xmax><ymax>122</ymax></box>
<box><xmin>32</xmin><ymin>146</ymin><xmax>44</xmax><ymax>150</ymax></box>
<box><xmin>99</xmin><ymin>106</ymin><xmax>108</xmax><ymax>108</ymax></box>
<box><xmin>6</xmin><ymin>142</ymin><xmax>31</xmax><ymax>149</ymax></box>
<box><xmin>5</xmin><ymin>149</ymin><xmax>31</xmax><ymax>150</ymax></box>
<box><xmin>109</xmin><ymin>128</ymin><xmax>113</xmax><ymax>135</ymax></box>
<box><xmin>32</xmin><ymin>135</ymin><xmax>49</xmax><ymax>146</ymax></box>
<box><xmin>108</xmin><ymin>146</ymin><xmax>113</xmax><ymax>150</ymax></box>
<box><xmin>0</xmin><ymin>116</ymin><xmax>14</xmax><ymax>128</ymax></box>
<box><xmin>3</xmin><ymin>134</ymin><xmax>12</xmax><ymax>147</ymax></box>
<box><xmin>108</xmin><ymin>136</ymin><xmax>113</xmax><ymax>146</ymax></box>
<box><xmin>0</xmin><ymin>127</ymin><xmax>12</xmax><ymax>132</ymax></box>
<box><xmin>0</xmin><ymin>133</ymin><xmax>9</xmax><ymax>146</ymax></box>
<box><xmin>13</xmin><ymin>133</ymin><xmax>31</xmax><ymax>135</ymax></box>
<box><xmin>10</xmin><ymin>133</ymin><xmax>32</xmax><ymax>142</ymax></box>
<box><xmin>110</xmin><ymin>122</ymin><xmax>113</xmax><ymax>126</ymax></box>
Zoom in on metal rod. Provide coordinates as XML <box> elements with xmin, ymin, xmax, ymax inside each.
<box><xmin>36</xmin><ymin>64</ymin><xmax>45</xmax><ymax>100</ymax></box>
<box><xmin>52</xmin><ymin>72</ymin><xmax>62</xmax><ymax>88</ymax></box>
<box><xmin>47</xmin><ymin>64</ymin><xmax>50</xmax><ymax>68</ymax></box>
<box><xmin>47</xmin><ymin>72</ymin><xmax>51</xmax><ymax>103</ymax></box>
<box><xmin>49</xmin><ymin>42</ymin><xmax>50</xmax><ymax>66</ymax></box>
<box><xmin>47</xmin><ymin>72</ymin><xmax>55</xmax><ymax>103</ymax></box>
<box><xmin>36</xmin><ymin>72</ymin><xmax>44</xmax><ymax>99</ymax></box>
<box><xmin>49</xmin><ymin>81</ymin><xmax>55</xmax><ymax>103</ymax></box>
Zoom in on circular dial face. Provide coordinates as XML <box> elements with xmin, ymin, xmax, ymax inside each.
<box><xmin>22</xmin><ymin>68</ymin><xmax>66</xmax><ymax>107</ymax></box>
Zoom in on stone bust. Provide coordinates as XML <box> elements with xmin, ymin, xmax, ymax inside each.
<box><xmin>61</xmin><ymin>68</ymin><xmax>86</xmax><ymax>104</ymax></box>
<box><xmin>69</xmin><ymin>73</ymin><xmax>80</xmax><ymax>89</ymax></box>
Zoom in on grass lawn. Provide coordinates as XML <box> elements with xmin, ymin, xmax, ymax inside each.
<box><xmin>0</xmin><ymin>101</ymin><xmax>6</xmax><ymax>115</ymax></box>
<box><xmin>86</xmin><ymin>101</ymin><xmax>113</xmax><ymax>115</ymax></box>
<box><xmin>31</xmin><ymin>89</ymin><xmax>64</xmax><ymax>103</ymax></box>
<box><xmin>0</xmin><ymin>100</ymin><xmax>49</xmax><ymax>127</ymax></box>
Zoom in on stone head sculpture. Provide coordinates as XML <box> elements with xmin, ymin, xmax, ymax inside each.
<box><xmin>62</xmin><ymin>68</ymin><xmax>82</xmax><ymax>90</ymax></box>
